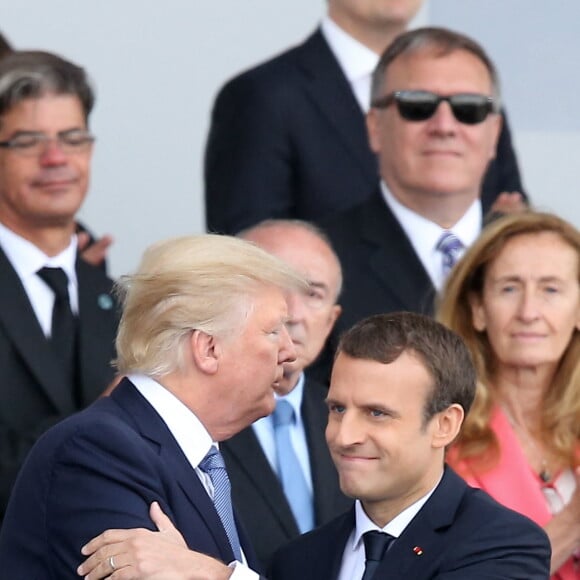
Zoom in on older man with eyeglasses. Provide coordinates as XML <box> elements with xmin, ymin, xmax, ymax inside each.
<box><xmin>0</xmin><ymin>50</ymin><xmax>119</xmax><ymax>522</ymax></box>
<box><xmin>309</xmin><ymin>26</ymin><xmax>516</xmax><ymax>384</ymax></box>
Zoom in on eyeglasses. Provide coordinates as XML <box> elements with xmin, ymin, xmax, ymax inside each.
<box><xmin>0</xmin><ymin>129</ymin><xmax>95</xmax><ymax>157</ymax></box>
<box><xmin>372</xmin><ymin>90</ymin><xmax>496</xmax><ymax>125</ymax></box>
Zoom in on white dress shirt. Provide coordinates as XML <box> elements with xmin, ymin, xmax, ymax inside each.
<box><xmin>252</xmin><ymin>372</ymin><xmax>313</xmax><ymax>491</ymax></box>
<box><xmin>129</xmin><ymin>374</ymin><xmax>259</xmax><ymax>580</ymax></box>
<box><xmin>380</xmin><ymin>182</ymin><xmax>482</xmax><ymax>290</ymax></box>
<box><xmin>337</xmin><ymin>475</ymin><xmax>441</xmax><ymax>580</ymax></box>
<box><xmin>0</xmin><ymin>222</ymin><xmax>78</xmax><ymax>337</ymax></box>
<box><xmin>321</xmin><ymin>16</ymin><xmax>379</xmax><ymax>112</ymax></box>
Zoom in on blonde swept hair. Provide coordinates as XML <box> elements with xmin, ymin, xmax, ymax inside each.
<box><xmin>437</xmin><ymin>211</ymin><xmax>580</xmax><ymax>471</ymax></box>
<box><xmin>115</xmin><ymin>234</ymin><xmax>307</xmax><ymax>377</ymax></box>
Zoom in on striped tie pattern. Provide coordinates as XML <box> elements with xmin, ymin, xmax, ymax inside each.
<box><xmin>436</xmin><ymin>231</ymin><xmax>464</xmax><ymax>278</ymax></box>
<box><xmin>199</xmin><ymin>446</ymin><xmax>243</xmax><ymax>561</ymax></box>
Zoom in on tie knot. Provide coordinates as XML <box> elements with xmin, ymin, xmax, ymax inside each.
<box><xmin>273</xmin><ymin>399</ymin><xmax>295</xmax><ymax>428</ymax></box>
<box><xmin>436</xmin><ymin>231</ymin><xmax>463</xmax><ymax>256</ymax></box>
<box><xmin>199</xmin><ymin>446</ymin><xmax>226</xmax><ymax>473</ymax></box>
<box><xmin>37</xmin><ymin>267</ymin><xmax>70</xmax><ymax>301</ymax></box>
<box><xmin>363</xmin><ymin>531</ymin><xmax>394</xmax><ymax>562</ymax></box>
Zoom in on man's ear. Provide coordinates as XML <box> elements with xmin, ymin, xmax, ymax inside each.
<box><xmin>431</xmin><ymin>404</ymin><xmax>464</xmax><ymax>449</ymax></box>
<box><xmin>328</xmin><ymin>304</ymin><xmax>342</xmax><ymax>331</ymax></box>
<box><xmin>487</xmin><ymin>111</ymin><xmax>503</xmax><ymax>162</ymax></box>
<box><xmin>190</xmin><ymin>330</ymin><xmax>220</xmax><ymax>374</ymax></box>
<box><xmin>366</xmin><ymin>109</ymin><xmax>381</xmax><ymax>154</ymax></box>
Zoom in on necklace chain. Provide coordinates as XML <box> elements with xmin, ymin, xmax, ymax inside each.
<box><xmin>501</xmin><ymin>405</ymin><xmax>552</xmax><ymax>483</ymax></box>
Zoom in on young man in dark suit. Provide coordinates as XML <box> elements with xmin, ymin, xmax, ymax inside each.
<box><xmin>221</xmin><ymin>220</ymin><xmax>350</xmax><ymax>569</ymax></box>
<box><xmin>79</xmin><ymin>313</ymin><xmax>550</xmax><ymax>580</ymax></box>
<box><xmin>204</xmin><ymin>0</ymin><xmax>524</xmax><ymax>235</ymax></box>
<box><xmin>0</xmin><ymin>50</ymin><xmax>119</xmax><ymax>521</ymax></box>
<box><xmin>269</xmin><ymin>313</ymin><xmax>550</xmax><ymax>579</ymax></box>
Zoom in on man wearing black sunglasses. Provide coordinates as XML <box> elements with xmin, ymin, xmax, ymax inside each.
<box><xmin>309</xmin><ymin>27</ymin><xmax>508</xmax><ymax>383</ymax></box>
<box><xmin>204</xmin><ymin>0</ymin><xmax>524</xmax><ymax>237</ymax></box>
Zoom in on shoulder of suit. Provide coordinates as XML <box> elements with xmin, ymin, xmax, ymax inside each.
<box><xmin>216</xmin><ymin>29</ymin><xmax>323</xmax><ymax>96</ymax></box>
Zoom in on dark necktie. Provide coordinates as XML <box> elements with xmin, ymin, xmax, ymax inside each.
<box><xmin>272</xmin><ymin>399</ymin><xmax>314</xmax><ymax>533</ymax></box>
<box><xmin>361</xmin><ymin>531</ymin><xmax>395</xmax><ymax>580</ymax></box>
<box><xmin>37</xmin><ymin>267</ymin><xmax>78</xmax><ymax>394</ymax></box>
<box><xmin>436</xmin><ymin>231</ymin><xmax>464</xmax><ymax>279</ymax></box>
<box><xmin>199</xmin><ymin>446</ymin><xmax>243</xmax><ymax>562</ymax></box>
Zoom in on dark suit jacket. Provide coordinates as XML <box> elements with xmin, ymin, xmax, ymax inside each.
<box><xmin>269</xmin><ymin>466</ymin><xmax>551</xmax><ymax>580</ymax></box>
<box><xmin>0</xmin><ymin>378</ymin><xmax>261</xmax><ymax>578</ymax></box>
<box><xmin>308</xmin><ymin>189</ymin><xmax>436</xmax><ymax>383</ymax></box>
<box><xmin>221</xmin><ymin>377</ymin><xmax>352</xmax><ymax>570</ymax></box>
<box><xmin>205</xmin><ymin>29</ymin><xmax>524</xmax><ymax>235</ymax></box>
<box><xmin>0</xmin><ymin>245</ymin><xmax>119</xmax><ymax>519</ymax></box>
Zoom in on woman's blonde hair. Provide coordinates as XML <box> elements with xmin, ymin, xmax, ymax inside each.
<box><xmin>437</xmin><ymin>211</ymin><xmax>580</xmax><ymax>470</ymax></box>
<box><xmin>115</xmin><ymin>234</ymin><xmax>306</xmax><ymax>377</ymax></box>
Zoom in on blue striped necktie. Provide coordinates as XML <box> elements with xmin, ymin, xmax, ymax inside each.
<box><xmin>199</xmin><ymin>446</ymin><xmax>243</xmax><ymax>561</ymax></box>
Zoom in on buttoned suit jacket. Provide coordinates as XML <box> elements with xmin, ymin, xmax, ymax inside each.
<box><xmin>204</xmin><ymin>28</ymin><xmax>524</xmax><ymax>235</ymax></box>
<box><xmin>221</xmin><ymin>377</ymin><xmax>352</xmax><ymax>570</ymax></box>
<box><xmin>269</xmin><ymin>466</ymin><xmax>551</xmax><ymax>580</ymax></box>
<box><xmin>0</xmin><ymin>244</ymin><xmax>119</xmax><ymax>519</ymax></box>
<box><xmin>0</xmin><ymin>378</ymin><xmax>261</xmax><ymax>578</ymax></box>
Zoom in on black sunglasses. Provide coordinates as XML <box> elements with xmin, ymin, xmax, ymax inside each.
<box><xmin>372</xmin><ymin>90</ymin><xmax>496</xmax><ymax>125</ymax></box>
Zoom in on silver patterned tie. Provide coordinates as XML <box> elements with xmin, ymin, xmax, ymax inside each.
<box><xmin>436</xmin><ymin>231</ymin><xmax>464</xmax><ymax>278</ymax></box>
<box><xmin>199</xmin><ymin>446</ymin><xmax>243</xmax><ymax>561</ymax></box>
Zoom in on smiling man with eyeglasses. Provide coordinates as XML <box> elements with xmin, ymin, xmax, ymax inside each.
<box><xmin>309</xmin><ymin>27</ymin><xmax>514</xmax><ymax>383</ymax></box>
<box><xmin>0</xmin><ymin>50</ymin><xmax>119</xmax><ymax>522</ymax></box>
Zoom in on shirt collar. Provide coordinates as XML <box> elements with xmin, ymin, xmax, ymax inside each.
<box><xmin>350</xmin><ymin>473</ymin><xmax>442</xmax><ymax>551</ymax></box>
<box><xmin>380</xmin><ymin>181</ymin><xmax>482</xmax><ymax>253</ymax></box>
<box><xmin>0</xmin><ymin>220</ymin><xmax>78</xmax><ymax>285</ymax></box>
<box><xmin>276</xmin><ymin>372</ymin><xmax>305</xmax><ymax>420</ymax></box>
<box><xmin>128</xmin><ymin>373</ymin><xmax>214</xmax><ymax>469</ymax></box>
<box><xmin>321</xmin><ymin>16</ymin><xmax>379</xmax><ymax>84</ymax></box>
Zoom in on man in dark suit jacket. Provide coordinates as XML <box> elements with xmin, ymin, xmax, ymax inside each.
<box><xmin>205</xmin><ymin>0</ymin><xmax>524</xmax><ymax>235</ymax></box>
<box><xmin>77</xmin><ymin>312</ymin><xmax>550</xmax><ymax>579</ymax></box>
<box><xmin>222</xmin><ymin>220</ymin><xmax>351</xmax><ymax>569</ymax></box>
<box><xmin>270</xmin><ymin>312</ymin><xmax>550</xmax><ymax>580</ymax></box>
<box><xmin>0</xmin><ymin>234</ymin><xmax>305</xmax><ymax>577</ymax></box>
<box><xmin>0</xmin><ymin>51</ymin><xmax>118</xmax><ymax>520</ymax></box>
<box><xmin>310</xmin><ymin>26</ymin><xmax>516</xmax><ymax>383</ymax></box>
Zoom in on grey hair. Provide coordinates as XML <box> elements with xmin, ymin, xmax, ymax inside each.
<box><xmin>0</xmin><ymin>50</ymin><xmax>94</xmax><ymax>126</ymax></box>
<box><xmin>371</xmin><ymin>26</ymin><xmax>502</xmax><ymax>111</ymax></box>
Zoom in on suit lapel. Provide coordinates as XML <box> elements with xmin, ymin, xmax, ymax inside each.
<box><xmin>222</xmin><ymin>427</ymin><xmax>299</xmax><ymax>537</ymax></box>
<box><xmin>110</xmin><ymin>379</ymin><xmax>236</xmax><ymax>563</ymax></box>
<box><xmin>297</xmin><ymin>30</ymin><xmax>378</xmax><ymax>183</ymax></box>
<box><xmin>76</xmin><ymin>258</ymin><xmax>117</xmax><ymax>405</ymax></box>
<box><xmin>302</xmin><ymin>378</ymin><xmax>343</xmax><ymax>524</ymax></box>
<box><xmin>0</xmin><ymin>246</ymin><xmax>75</xmax><ymax>413</ymax></box>
<box><xmin>358</xmin><ymin>191</ymin><xmax>436</xmax><ymax>314</ymax></box>
<box><xmin>373</xmin><ymin>467</ymin><xmax>466</xmax><ymax>580</ymax></box>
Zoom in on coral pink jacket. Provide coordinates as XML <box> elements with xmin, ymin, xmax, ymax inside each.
<box><xmin>449</xmin><ymin>406</ymin><xmax>578</xmax><ymax>579</ymax></box>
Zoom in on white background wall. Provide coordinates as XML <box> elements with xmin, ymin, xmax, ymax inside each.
<box><xmin>3</xmin><ymin>1</ymin><xmax>579</xmax><ymax>277</ymax></box>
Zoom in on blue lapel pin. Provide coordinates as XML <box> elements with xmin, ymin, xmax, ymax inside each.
<box><xmin>97</xmin><ymin>293</ymin><xmax>113</xmax><ymax>310</ymax></box>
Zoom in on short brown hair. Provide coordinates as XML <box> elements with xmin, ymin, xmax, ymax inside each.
<box><xmin>338</xmin><ymin>312</ymin><xmax>476</xmax><ymax>425</ymax></box>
